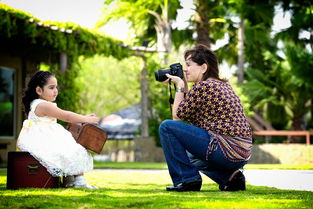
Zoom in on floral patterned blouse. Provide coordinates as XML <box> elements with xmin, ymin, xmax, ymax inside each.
<box><xmin>177</xmin><ymin>79</ymin><xmax>253</xmax><ymax>162</ymax></box>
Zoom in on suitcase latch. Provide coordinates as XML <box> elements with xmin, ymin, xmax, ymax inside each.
<box><xmin>27</xmin><ymin>163</ymin><xmax>40</xmax><ymax>174</ymax></box>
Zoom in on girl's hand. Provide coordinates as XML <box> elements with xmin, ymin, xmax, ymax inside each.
<box><xmin>86</xmin><ymin>114</ymin><xmax>99</xmax><ymax>124</ymax></box>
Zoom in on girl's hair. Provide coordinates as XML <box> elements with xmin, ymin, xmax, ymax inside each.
<box><xmin>184</xmin><ymin>44</ymin><xmax>226</xmax><ymax>82</ymax></box>
<box><xmin>22</xmin><ymin>71</ymin><xmax>54</xmax><ymax>115</ymax></box>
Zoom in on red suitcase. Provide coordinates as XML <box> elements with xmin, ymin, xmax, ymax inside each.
<box><xmin>67</xmin><ymin>123</ymin><xmax>108</xmax><ymax>154</ymax></box>
<box><xmin>6</xmin><ymin>151</ymin><xmax>60</xmax><ymax>189</ymax></box>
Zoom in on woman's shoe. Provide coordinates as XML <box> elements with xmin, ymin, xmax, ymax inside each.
<box><xmin>166</xmin><ymin>181</ymin><xmax>202</xmax><ymax>192</ymax></box>
<box><xmin>219</xmin><ymin>169</ymin><xmax>246</xmax><ymax>191</ymax></box>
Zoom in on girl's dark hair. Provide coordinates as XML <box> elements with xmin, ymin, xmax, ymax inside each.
<box><xmin>184</xmin><ymin>44</ymin><xmax>226</xmax><ymax>82</ymax></box>
<box><xmin>22</xmin><ymin>71</ymin><xmax>54</xmax><ymax>115</ymax></box>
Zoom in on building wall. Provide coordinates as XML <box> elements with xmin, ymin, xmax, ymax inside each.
<box><xmin>0</xmin><ymin>53</ymin><xmax>37</xmax><ymax>162</ymax></box>
<box><xmin>134</xmin><ymin>137</ymin><xmax>313</xmax><ymax>165</ymax></box>
<box><xmin>249</xmin><ymin>144</ymin><xmax>313</xmax><ymax>164</ymax></box>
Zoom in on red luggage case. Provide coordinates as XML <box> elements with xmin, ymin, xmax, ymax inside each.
<box><xmin>6</xmin><ymin>151</ymin><xmax>60</xmax><ymax>189</ymax></box>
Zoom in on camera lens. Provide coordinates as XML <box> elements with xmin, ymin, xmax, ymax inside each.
<box><xmin>155</xmin><ymin>69</ymin><xmax>171</xmax><ymax>82</ymax></box>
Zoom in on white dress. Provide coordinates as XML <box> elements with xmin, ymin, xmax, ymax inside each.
<box><xmin>17</xmin><ymin>99</ymin><xmax>93</xmax><ymax>177</ymax></box>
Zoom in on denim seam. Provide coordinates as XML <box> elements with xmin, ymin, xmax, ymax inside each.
<box><xmin>167</xmin><ymin>124</ymin><xmax>204</xmax><ymax>183</ymax></box>
<box><xmin>164</xmin><ymin>130</ymin><xmax>183</xmax><ymax>185</ymax></box>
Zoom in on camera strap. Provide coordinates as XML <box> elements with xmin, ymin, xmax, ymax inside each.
<box><xmin>168</xmin><ymin>79</ymin><xmax>176</xmax><ymax>113</ymax></box>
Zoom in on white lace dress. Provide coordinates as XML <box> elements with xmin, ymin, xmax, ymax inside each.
<box><xmin>17</xmin><ymin>99</ymin><xmax>93</xmax><ymax>177</ymax></box>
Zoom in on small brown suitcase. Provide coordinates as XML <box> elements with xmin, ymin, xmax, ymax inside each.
<box><xmin>67</xmin><ymin>123</ymin><xmax>107</xmax><ymax>154</ymax></box>
<box><xmin>6</xmin><ymin>151</ymin><xmax>60</xmax><ymax>189</ymax></box>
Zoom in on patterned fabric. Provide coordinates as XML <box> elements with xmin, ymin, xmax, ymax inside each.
<box><xmin>177</xmin><ymin>79</ymin><xmax>253</xmax><ymax>162</ymax></box>
<box><xmin>17</xmin><ymin>99</ymin><xmax>93</xmax><ymax>177</ymax></box>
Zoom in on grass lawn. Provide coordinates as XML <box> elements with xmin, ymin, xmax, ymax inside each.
<box><xmin>93</xmin><ymin>161</ymin><xmax>313</xmax><ymax>170</ymax></box>
<box><xmin>1</xmin><ymin>165</ymin><xmax>313</xmax><ymax>209</ymax></box>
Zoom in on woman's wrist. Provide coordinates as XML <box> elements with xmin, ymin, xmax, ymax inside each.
<box><xmin>176</xmin><ymin>86</ymin><xmax>185</xmax><ymax>93</ymax></box>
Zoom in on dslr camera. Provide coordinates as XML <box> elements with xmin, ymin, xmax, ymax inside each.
<box><xmin>155</xmin><ymin>63</ymin><xmax>184</xmax><ymax>82</ymax></box>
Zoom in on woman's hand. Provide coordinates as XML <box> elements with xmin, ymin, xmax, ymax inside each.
<box><xmin>164</xmin><ymin>74</ymin><xmax>185</xmax><ymax>88</ymax></box>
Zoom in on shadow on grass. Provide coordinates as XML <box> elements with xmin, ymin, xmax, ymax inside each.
<box><xmin>1</xmin><ymin>182</ymin><xmax>313</xmax><ymax>208</ymax></box>
<box><xmin>1</xmin><ymin>188</ymin><xmax>313</xmax><ymax>209</ymax></box>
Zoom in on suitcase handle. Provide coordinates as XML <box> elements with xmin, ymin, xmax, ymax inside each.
<box><xmin>27</xmin><ymin>163</ymin><xmax>40</xmax><ymax>174</ymax></box>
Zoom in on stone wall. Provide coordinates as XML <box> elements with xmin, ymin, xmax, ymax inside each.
<box><xmin>134</xmin><ymin>137</ymin><xmax>165</xmax><ymax>162</ymax></box>
<box><xmin>134</xmin><ymin>137</ymin><xmax>313</xmax><ymax>164</ymax></box>
<box><xmin>249</xmin><ymin>144</ymin><xmax>313</xmax><ymax>164</ymax></box>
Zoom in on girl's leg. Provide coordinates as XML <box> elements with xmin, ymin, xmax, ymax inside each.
<box><xmin>159</xmin><ymin>120</ymin><xmax>212</xmax><ymax>186</ymax></box>
<box><xmin>63</xmin><ymin>175</ymin><xmax>75</xmax><ymax>188</ymax></box>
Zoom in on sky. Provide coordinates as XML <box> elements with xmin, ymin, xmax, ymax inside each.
<box><xmin>1</xmin><ymin>0</ymin><xmax>104</xmax><ymax>28</ymax></box>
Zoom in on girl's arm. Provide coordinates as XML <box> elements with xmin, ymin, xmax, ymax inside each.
<box><xmin>35</xmin><ymin>102</ymin><xmax>99</xmax><ymax>124</ymax></box>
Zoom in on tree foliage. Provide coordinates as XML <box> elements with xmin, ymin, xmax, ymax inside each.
<box><xmin>0</xmin><ymin>4</ymin><xmax>130</xmax><ymax>60</ymax></box>
<box><xmin>97</xmin><ymin>0</ymin><xmax>181</xmax><ymax>48</ymax></box>
<box><xmin>75</xmin><ymin>55</ymin><xmax>141</xmax><ymax>117</ymax></box>
<box><xmin>0</xmin><ymin>3</ymin><xmax>133</xmax><ymax>115</ymax></box>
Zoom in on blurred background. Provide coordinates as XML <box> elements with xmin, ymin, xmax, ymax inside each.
<box><xmin>0</xmin><ymin>0</ymin><xmax>312</xmax><ymax>163</ymax></box>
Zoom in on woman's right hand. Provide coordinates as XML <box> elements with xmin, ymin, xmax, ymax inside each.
<box><xmin>164</xmin><ymin>74</ymin><xmax>185</xmax><ymax>88</ymax></box>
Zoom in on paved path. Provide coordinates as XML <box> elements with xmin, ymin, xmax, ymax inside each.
<box><xmin>97</xmin><ymin>169</ymin><xmax>313</xmax><ymax>192</ymax></box>
<box><xmin>244</xmin><ymin>169</ymin><xmax>313</xmax><ymax>192</ymax></box>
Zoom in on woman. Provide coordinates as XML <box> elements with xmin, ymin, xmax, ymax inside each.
<box><xmin>159</xmin><ymin>44</ymin><xmax>253</xmax><ymax>192</ymax></box>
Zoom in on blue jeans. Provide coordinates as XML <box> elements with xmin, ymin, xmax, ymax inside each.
<box><xmin>159</xmin><ymin>120</ymin><xmax>247</xmax><ymax>187</ymax></box>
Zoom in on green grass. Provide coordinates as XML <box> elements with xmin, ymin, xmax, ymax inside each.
<box><xmin>0</xmin><ymin>169</ymin><xmax>312</xmax><ymax>209</ymax></box>
<box><xmin>93</xmin><ymin>161</ymin><xmax>313</xmax><ymax>170</ymax></box>
<box><xmin>93</xmin><ymin>161</ymin><xmax>168</xmax><ymax>169</ymax></box>
<box><xmin>2</xmin><ymin>161</ymin><xmax>313</xmax><ymax>170</ymax></box>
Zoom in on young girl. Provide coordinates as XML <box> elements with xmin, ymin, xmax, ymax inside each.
<box><xmin>17</xmin><ymin>71</ymin><xmax>99</xmax><ymax>189</ymax></box>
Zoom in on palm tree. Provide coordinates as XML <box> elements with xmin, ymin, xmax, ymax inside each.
<box><xmin>243</xmin><ymin>43</ymin><xmax>313</xmax><ymax>142</ymax></box>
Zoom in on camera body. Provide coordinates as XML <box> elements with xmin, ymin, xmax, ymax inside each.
<box><xmin>155</xmin><ymin>63</ymin><xmax>184</xmax><ymax>82</ymax></box>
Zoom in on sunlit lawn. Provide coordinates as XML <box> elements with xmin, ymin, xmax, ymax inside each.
<box><xmin>1</xmin><ymin>164</ymin><xmax>313</xmax><ymax>209</ymax></box>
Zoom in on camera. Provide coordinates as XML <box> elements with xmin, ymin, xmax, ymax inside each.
<box><xmin>155</xmin><ymin>63</ymin><xmax>184</xmax><ymax>82</ymax></box>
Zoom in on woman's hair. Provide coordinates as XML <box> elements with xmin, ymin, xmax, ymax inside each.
<box><xmin>184</xmin><ymin>44</ymin><xmax>226</xmax><ymax>82</ymax></box>
<box><xmin>22</xmin><ymin>71</ymin><xmax>54</xmax><ymax>115</ymax></box>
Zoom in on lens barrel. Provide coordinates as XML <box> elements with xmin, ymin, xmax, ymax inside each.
<box><xmin>155</xmin><ymin>69</ymin><xmax>171</xmax><ymax>82</ymax></box>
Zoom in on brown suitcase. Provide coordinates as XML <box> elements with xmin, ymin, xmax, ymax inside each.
<box><xmin>67</xmin><ymin>123</ymin><xmax>107</xmax><ymax>154</ymax></box>
<box><xmin>6</xmin><ymin>151</ymin><xmax>60</xmax><ymax>189</ymax></box>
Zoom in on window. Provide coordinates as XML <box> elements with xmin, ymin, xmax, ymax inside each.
<box><xmin>0</xmin><ymin>67</ymin><xmax>15</xmax><ymax>138</ymax></box>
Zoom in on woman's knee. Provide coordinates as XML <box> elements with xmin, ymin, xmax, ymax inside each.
<box><xmin>159</xmin><ymin>119</ymin><xmax>172</xmax><ymax>133</ymax></box>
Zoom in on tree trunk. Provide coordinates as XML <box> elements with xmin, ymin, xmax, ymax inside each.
<box><xmin>140</xmin><ymin>56</ymin><xmax>149</xmax><ymax>137</ymax></box>
<box><xmin>149</xmin><ymin>0</ymin><xmax>171</xmax><ymax>65</ymax></box>
<box><xmin>195</xmin><ymin>0</ymin><xmax>210</xmax><ymax>48</ymax></box>
<box><xmin>311</xmin><ymin>99</ymin><xmax>313</xmax><ymax>129</ymax></box>
<box><xmin>155</xmin><ymin>21</ymin><xmax>171</xmax><ymax>65</ymax></box>
<box><xmin>290</xmin><ymin>114</ymin><xmax>304</xmax><ymax>143</ymax></box>
<box><xmin>237</xmin><ymin>18</ymin><xmax>244</xmax><ymax>83</ymax></box>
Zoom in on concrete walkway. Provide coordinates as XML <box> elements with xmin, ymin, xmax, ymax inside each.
<box><xmin>97</xmin><ymin>169</ymin><xmax>313</xmax><ymax>192</ymax></box>
<box><xmin>244</xmin><ymin>169</ymin><xmax>313</xmax><ymax>192</ymax></box>
<box><xmin>2</xmin><ymin>168</ymin><xmax>312</xmax><ymax>191</ymax></box>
